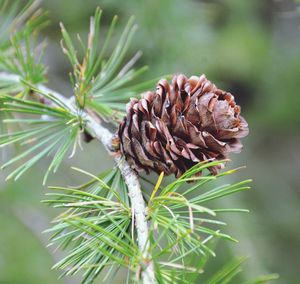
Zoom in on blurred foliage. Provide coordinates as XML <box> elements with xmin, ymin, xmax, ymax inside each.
<box><xmin>1</xmin><ymin>0</ymin><xmax>300</xmax><ymax>283</ymax></box>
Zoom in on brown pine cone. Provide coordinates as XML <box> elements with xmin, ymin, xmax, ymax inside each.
<box><xmin>118</xmin><ymin>74</ymin><xmax>249</xmax><ymax>177</ymax></box>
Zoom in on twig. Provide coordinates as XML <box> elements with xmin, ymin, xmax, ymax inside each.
<box><xmin>0</xmin><ymin>72</ymin><xmax>155</xmax><ymax>284</ymax></box>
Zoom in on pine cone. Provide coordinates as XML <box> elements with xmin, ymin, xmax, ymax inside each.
<box><xmin>118</xmin><ymin>74</ymin><xmax>249</xmax><ymax>177</ymax></box>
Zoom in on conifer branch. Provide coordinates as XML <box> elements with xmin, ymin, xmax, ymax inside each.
<box><xmin>0</xmin><ymin>5</ymin><xmax>277</xmax><ymax>284</ymax></box>
<box><xmin>0</xmin><ymin>71</ymin><xmax>155</xmax><ymax>283</ymax></box>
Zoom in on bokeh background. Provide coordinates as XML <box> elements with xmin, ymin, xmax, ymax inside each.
<box><xmin>1</xmin><ymin>0</ymin><xmax>300</xmax><ymax>283</ymax></box>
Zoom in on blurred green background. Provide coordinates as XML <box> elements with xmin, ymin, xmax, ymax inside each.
<box><xmin>1</xmin><ymin>0</ymin><xmax>300</xmax><ymax>283</ymax></box>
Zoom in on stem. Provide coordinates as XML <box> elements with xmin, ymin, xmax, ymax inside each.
<box><xmin>0</xmin><ymin>72</ymin><xmax>155</xmax><ymax>283</ymax></box>
<box><xmin>82</xmin><ymin>110</ymin><xmax>155</xmax><ymax>284</ymax></box>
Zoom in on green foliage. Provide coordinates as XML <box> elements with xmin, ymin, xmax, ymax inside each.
<box><xmin>0</xmin><ymin>0</ymin><xmax>48</xmax><ymax>86</ymax></box>
<box><xmin>147</xmin><ymin>161</ymin><xmax>251</xmax><ymax>284</ymax></box>
<box><xmin>199</xmin><ymin>257</ymin><xmax>278</xmax><ymax>284</ymax></box>
<box><xmin>44</xmin><ymin>167</ymin><xmax>137</xmax><ymax>283</ymax></box>
<box><xmin>242</xmin><ymin>274</ymin><xmax>279</xmax><ymax>284</ymax></box>
<box><xmin>0</xmin><ymin>86</ymin><xmax>83</xmax><ymax>184</ymax></box>
<box><xmin>44</xmin><ymin>161</ymin><xmax>257</xmax><ymax>283</ymax></box>
<box><xmin>0</xmin><ymin>2</ymin><xmax>279</xmax><ymax>284</ymax></box>
<box><xmin>205</xmin><ymin>257</ymin><xmax>246</xmax><ymax>284</ymax></box>
<box><xmin>60</xmin><ymin>7</ymin><xmax>160</xmax><ymax>122</ymax></box>
<box><xmin>0</xmin><ymin>0</ymin><xmax>43</xmax><ymax>51</ymax></box>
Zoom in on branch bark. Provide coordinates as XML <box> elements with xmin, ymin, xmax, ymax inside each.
<box><xmin>0</xmin><ymin>73</ymin><xmax>155</xmax><ymax>284</ymax></box>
